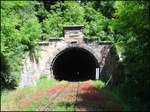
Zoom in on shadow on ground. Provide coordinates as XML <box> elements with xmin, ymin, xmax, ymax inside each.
<box><xmin>75</xmin><ymin>81</ymin><xmax>122</xmax><ymax>111</ymax></box>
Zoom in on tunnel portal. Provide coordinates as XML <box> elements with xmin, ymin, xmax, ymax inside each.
<box><xmin>52</xmin><ymin>47</ymin><xmax>99</xmax><ymax>81</ymax></box>
<box><xmin>19</xmin><ymin>25</ymin><xmax>118</xmax><ymax>87</ymax></box>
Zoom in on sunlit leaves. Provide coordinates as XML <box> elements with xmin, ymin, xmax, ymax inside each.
<box><xmin>42</xmin><ymin>13</ymin><xmax>63</xmax><ymax>38</ymax></box>
<box><xmin>1</xmin><ymin>1</ymin><xmax>41</xmax><ymax>88</ymax></box>
<box><xmin>42</xmin><ymin>1</ymin><xmax>85</xmax><ymax>38</ymax></box>
<box><xmin>110</xmin><ymin>1</ymin><xmax>150</xmax><ymax>105</ymax></box>
<box><xmin>20</xmin><ymin>18</ymin><xmax>41</xmax><ymax>49</ymax></box>
<box><xmin>63</xmin><ymin>1</ymin><xmax>85</xmax><ymax>24</ymax></box>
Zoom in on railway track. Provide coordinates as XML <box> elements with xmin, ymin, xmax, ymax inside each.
<box><xmin>37</xmin><ymin>81</ymin><xmax>80</xmax><ymax>111</ymax></box>
<box><xmin>18</xmin><ymin>81</ymin><xmax>121</xmax><ymax>111</ymax></box>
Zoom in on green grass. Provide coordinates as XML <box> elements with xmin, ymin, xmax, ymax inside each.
<box><xmin>21</xmin><ymin>95</ymin><xmax>50</xmax><ymax>111</ymax></box>
<box><xmin>90</xmin><ymin>80</ymin><xmax>106</xmax><ymax>88</ymax></box>
<box><xmin>90</xmin><ymin>80</ymin><xmax>142</xmax><ymax>111</ymax></box>
<box><xmin>110</xmin><ymin>88</ymin><xmax>132</xmax><ymax>111</ymax></box>
<box><xmin>1</xmin><ymin>77</ymin><xmax>58</xmax><ymax>111</ymax></box>
<box><xmin>91</xmin><ymin>80</ymin><xmax>128</xmax><ymax>109</ymax></box>
<box><xmin>19</xmin><ymin>80</ymin><xmax>73</xmax><ymax>111</ymax></box>
<box><xmin>20</xmin><ymin>93</ymin><xmax>74</xmax><ymax>111</ymax></box>
<box><xmin>2</xmin><ymin>79</ymin><xmax>139</xmax><ymax>111</ymax></box>
<box><xmin>51</xmin><ymin>101</ymin><xmax>74</xmax><ymax>111</ymax></box>
<box><xmin>109</xmin><ymin>86</ymin><xmax>148</xmax><ymax>111</ymax></box>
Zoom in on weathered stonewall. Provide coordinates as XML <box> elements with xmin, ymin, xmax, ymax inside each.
<box><xmin>19</xmin><ymin>25</ymin><xmax>118</xmax><ymax>87</ymax></box>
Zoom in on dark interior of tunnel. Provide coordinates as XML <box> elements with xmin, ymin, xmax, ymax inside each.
<box><xmin>52</xmin><ymin>47</ymin><xmax>99</xmax><ymax>81</ymax></box>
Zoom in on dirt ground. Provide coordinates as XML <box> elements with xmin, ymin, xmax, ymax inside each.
<box><xmin>18</xmin><ymin>81</ymin><xmax>121</xmax><ymax>111</ymax></box>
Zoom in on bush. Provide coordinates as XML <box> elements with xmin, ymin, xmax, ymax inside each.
<box><xmin>1</xmin><ymin>1</ymin><xmax>42</xmax><ymax>89</ymax></box>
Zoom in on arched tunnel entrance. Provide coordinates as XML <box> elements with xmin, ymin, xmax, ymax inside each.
<box><xmin>52</xmin><ymin>47</ymin><xmax>99</xmax><ymax>81</ymax></box>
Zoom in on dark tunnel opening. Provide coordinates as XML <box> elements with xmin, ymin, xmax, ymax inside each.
<box><xmin>52</xmin><ymin>47</ymin><xmax>99</xmax><ymax>81</ymax></box>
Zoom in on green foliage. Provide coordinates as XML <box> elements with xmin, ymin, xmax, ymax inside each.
<box><xmin>42</xmin><ymin>13</ymin><xmax>63</xmax><ymax>38</ymax></box>
<box><xmin>110</xmin><ymin>1</ymin><xmax>150</xmax><ymax>110</ymax></box>
<box><xmin>42</xmin><ymin>1</ymin><xmax>110</xmax><ymax>40</ymax></box>
<box><xmin>1</xmin><ymin>1</ymin><xmax>149</xmax><ymax>110</ymax></box>
<box><xmin>1</xmin><ymin>1</ymin><xmax>42</xmax><ymax>89</ymax></box>
<box><xmin>91</xmin><ymin>80</ymin><xmax>106</xmax><ymax>88</ymax></box>
<box><xmin>42</xmin><ymin>1</ymin><xmax>85</xmax><ymax>39</ymax></box>
<box><xmin>1</xmin><ymin>79</ymin><xmax>58</xmax><ymax>111</ymax></box>
<box><xmin>63</xmin><ymin>1</ymin><xmax>85</xmax><ymax>24</ymax></box>
<box><xmin>84</xmin><ymin>3</ymin><xmax>109</xmax><ymax>40</ymax></box>
<box><xmin>51</xmin><ymin>101</ymin><xmax>74</xmax><ymax>111</ymax></box>
<box><xmin>20</xmin><ymin>18</ymin><xmax>41</xmax><ymax>50</ymax></box>
<box><xmin>88</xmin><ymin>1</ymin><xmax>115</xmax><ymax>18</ymax></box>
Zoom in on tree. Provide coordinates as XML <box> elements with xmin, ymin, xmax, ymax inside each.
<box><xmin>1</xmin><ymin>1</ymin><xmax>41</xmax><ymax>89</ymax></box>
<box><xmin>110</xmin><ymin>1</ymin><xmax>150</xmax><ymax>109</ymax></box>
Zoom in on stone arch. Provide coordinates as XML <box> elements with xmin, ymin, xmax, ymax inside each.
<box><xmin>50</xmin><ymin>45</ymin><xmax>100</xmax><ymax>81</ymax></box>
<box><xmin>50</xmin><ymin>43</ymin><xmax>100</xmax><ymax>70</ymax></box>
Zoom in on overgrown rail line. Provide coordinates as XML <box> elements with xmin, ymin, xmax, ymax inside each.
<box><xmin>37</xmin><ymin>82</ymin><xmax>70</xmax><ymax>111</ymax></box>
<box><xmin>74</xmin><ymin>81</ymin><xmax>80</xmax><ymax>111</ymax></box>
<box><xmin>37</xmin><ymin>82</ymin><xmax>80</xmax><ymax>111</ymax></box>
<box><xmin>17</xmin><ymin>81</ymin><xmax>122</xmax><ymax>111</ymax></box>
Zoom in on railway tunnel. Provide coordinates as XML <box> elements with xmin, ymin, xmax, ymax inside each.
<box><xmin>19</xmin><ymin>25</ymin><xmax>118</xmax><ymax>87</ymax></box>
<box><xmin>52</xmin><ymin>47</ymin><xmax>99</xmax><ymax>81</ymax></box>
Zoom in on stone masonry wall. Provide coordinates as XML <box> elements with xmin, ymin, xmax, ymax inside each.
<box><xmin>19</xmin><ymin>40</ymin><xmax>118</xmax><ymax>87</ymax></box>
